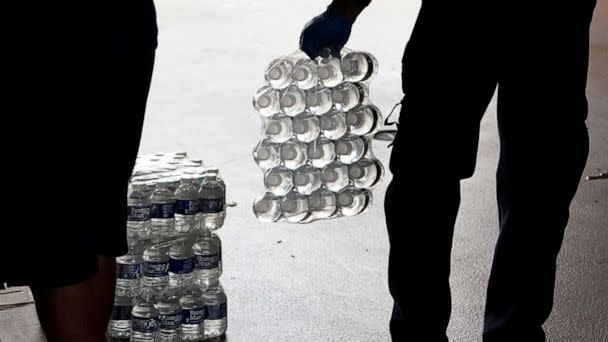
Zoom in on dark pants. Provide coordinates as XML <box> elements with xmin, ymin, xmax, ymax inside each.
<box><xmin>385</xmin><ymin>1</ymin><xmax>596</xmax><ymax>341</ymax></box>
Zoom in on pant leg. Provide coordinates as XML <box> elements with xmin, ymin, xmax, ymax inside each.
<box><xmin>387</xmin><ymin>1</ymin><xmax>498</xmax><ymax>341</ymax></box>
<box><xmin>483</xmin><ymin>1</ymin><xmax>596</xmax><ymax>341</ymax></box>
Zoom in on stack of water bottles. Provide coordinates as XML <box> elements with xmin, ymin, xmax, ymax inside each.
<box><xmin>252</xmin><ymin>48</ymin><xmax>384</xmax><ymax>223</ymax></box>
<box><xmin>108</xmin><ymin>153</ymin><xmax>228</xmax><ymax>341</ymax></box>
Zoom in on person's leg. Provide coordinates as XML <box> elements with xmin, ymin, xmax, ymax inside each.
<box><xmin>483</xmin><ymin>1</ymin><xmax>596</xmax><ymax>341</ymax></box>
<box><xmin>386</xmin><ymin>1</ymin><xmax>498</xmax><ymax>341</ymax></box>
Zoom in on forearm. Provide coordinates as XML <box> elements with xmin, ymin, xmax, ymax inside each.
<box><xmin>328</xmin><ymin>0</ymin><xmax>371</xmax><ymax>20</ymax></box>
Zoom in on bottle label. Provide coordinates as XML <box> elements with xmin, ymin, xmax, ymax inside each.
<box><xmin>175</xmin><ymin>200</ymin><xmax>200</xmax><ymax>215</ymax></box>
<box><xmin>169</xmin><ymin>257</ymin><xmax>194</xmax><ymax>274</ymax></box>
<box><xmin>111</xmin><ymin>305</ymin><xmax>132</xmax><ymax>321</ymax></box>
<box><xmin>160</xmin><ymin>312</ymin><xmax>182</xmax><ymax>330</ymax></box>
<box><xmin>117</xmin><ymin>263</ymin><xmax>140</xmax><ymax>280</ymax></box>
<box><xmin>194</xmin><ymin>254</ymin><xmax>219</xmax><ymax>270</ymax></box>
<box><xmin>182</xmin><ymin>308</ymin><xmax>205</xmax><ymax>324</ymax></box>
<box><xmin>199</xmin><ymin>197</ymin><xmax>225</xmax><ymax>214</ymax></box>
<box><xmin>127</xmin><ymin>206</ymin><xmax>151</xmax><ymax>221</ymax></box>
<box><xmin>131</xmin><ymin>317</ymin><xmax>159</xmax><ymax>333</ymax></box>
<box><xmin>143</xmin><ymin>261</ymin><xmax>169</xmax><ymax>277</ymax></box>
<box><xmin>206</xmin><ymin>303</ymin><xmax>227</xmax><ymax>320</ymax></box>
<box><xmin>151</xmin><ymin>203</ymin><xmax>175</xmax><ymax>219</ymax></box>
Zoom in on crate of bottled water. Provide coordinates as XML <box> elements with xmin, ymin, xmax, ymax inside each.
<box><xmin>252</xmin><ymin>48</ymin><xmax>385</xmax><ymax>223</ymax></box>
<box><xmin>108</xmin><ymin>153</ymin><xmax>228</xmax><ymax>341</ymax></box>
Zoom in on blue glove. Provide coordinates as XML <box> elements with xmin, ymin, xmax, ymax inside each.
<box><xmin>299</xmin><ymin>6</ymin><xmax>355</xmax><ymax>59</ymax></box>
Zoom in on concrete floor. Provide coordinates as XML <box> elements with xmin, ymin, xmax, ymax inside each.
<box><xmin>1</xmin><ymin>1</ymin><xmax>606</xmax><ymax>341</ymax></box>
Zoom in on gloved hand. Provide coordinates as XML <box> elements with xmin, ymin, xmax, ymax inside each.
<box><xmin>299</xmin><ymin>5</ymin><xmax>355</xmax><ymax>59</ymax></box>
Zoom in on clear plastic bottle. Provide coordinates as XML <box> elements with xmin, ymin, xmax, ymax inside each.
<box><xmin>305</xmin><ymin>86</ymin><xmax>333</xmax><ymax>115</ymax></box>
<box><xmin>130</xmin><ymin>291</ymin><xmax>160</xmax><ymax>342</ymax></box>
<box><xmin>331</xmin><ymin>82</ymin><xmax>367</xmax><ymax>112</ymax></box>
<box><xmin>150</xmin><ymin>180</ymin><xmax>176</xmax><ymax>239</ymax></box>
<box><xmin>280</xmin><ymin>85</ymin><xmax>306</xmax><ymax>117</ymax></box>
<box><xmin>337</xmin><ymin>187</ymin><xmax>371</xmax><ymax>216</ymax></box>
<box><xmin>280</xmin><ymin>192</ymin><xmax>309</xmax><ymax>223</ymax></box>
<box><xmin>265</xmin><ymin>58</ymin><xmax>294</xmax><ymax>90</ymax></box>
<box><xmin>340</xmin><ymin>51</ymin><xmax>378</xmax><ymax>82</ymax></box>
<box><xmin>292</xmin><ymin>114</ymin><xmax>321</xmax><ymax>143</ymax></box>
<box><xmin>174</xmin><ymin>178</ymin><xmax>200</xmax><ymax>234</ymax></box>
<box><xmin>116</xmin><ymin>245</ymin><xmax>143</xmax><ymax>295</ymax></box>
<box><xmin>156</xmin><ymin>285</ymin><xmax>183</xmax><ymax>342</ymax></box>
<box><xmin>193</xmin><ymin>229</ymin><xmax>221</xmax><ymax>282</ymax></box>
<box><xmin>253</xmin><ymin>85</ymin><xmax>281</xmax><ymax>117</ymax></box>
<box><xmin>280</xmin><ymin>139</ymin><xmax>308</xmax><ymax>170</ymax></box>
<box><xmin>320</xmin><ymin>111</ymin><xmax>347</xmax><ymax>140</ymax></box>
<box><xmin>253</xmin><ymin>139</ymin><xmax>281</xmax><ymax>169</ymax></box>
<box><xmin>321</xmin><ymin>161</ymin><xmax>349</xmax><ymax>192</ymax></box>
<box><xmin>292</xmin><ymin>58</ymin><xmax>319</xmax><ymax>90</ymax></box>
<box><xmin>127</xmin><ymin>183</ymin><xmax>152</xmax><ymax>246</ymax></box>
<box><xmin>197</xmin><ymin>170</ymin><xmax>226</xmax><ymax>230</ymax></box>
<box><xmin>294</xmin><ymin>165</ymin><xmax>322</xmax><ymax>195</ymax></box>
<box><xmin>264</xmin><ymin>114</ymin><xmax>293</xmax><ymax>143</ymax></box>
<box><xmin>179</xmin><ymin>284</ymin><xmax>206</xmax><ymax>341</ymax></box>
<box><xmin>253</xmin><ymin>192</ymin><xmax>282</xmax><ymax>222</ymax></box>
<box><xmin>346</xmin><ymin>105</ymin><xmax>379</xmax><ymax>136</ymax></box>
<box><xmin>317</xmin><ymin>56</ymin><xmax>343</xmax><ymax>88</ymax></box>
<box><xmin>348</xmin><ymin>159</ymin><xmax>382</xmax><ymax>188</ymax></box>
<box><xmin>203</xmin><ymin>280</ymin><xmax>228</xmax><ymax>338</ymax></box>
<box><xmin>142</xmin><ymin>245</ymin><xmax>170</xmax><ymax>295</ymax></box>
<box><xmin>335</xmin><ymin>135</ymin><xmax>366</xmax><ymax>164</ymax></box>
<box><xmin>308</xmin><ymin>188</ymin><xmax>337</xmax><ymax>220</ymax></box>
<box><xmin>108</xmin><ymin>292</ymin><xmax>135</xmax><ymax>339</ymax></box>
<box><xmin>307</xmin><ymin>138</ymin><xmax>336</xmax><ymax>168</ymax></box>
<box><xmin>264</xmin><ymin>166</ymin><xmax>293</xmax><ymax>196</ymax></box>
<box><xmin>168</xmin><ymin>240</ymin><xmax>194</xmax><ymax>286</ymax></box>
<box><xmin>211</xmin><ymin>232</ymin><xmax>222</xmax><ymax>275</ymax></box>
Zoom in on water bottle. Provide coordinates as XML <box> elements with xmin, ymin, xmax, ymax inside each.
<box><xmin>305</xmin><ymin>86</ymin><xmax>333</xmax><ymax>115</ymax></box>
<box><xmin>280</xmin><ymin>139</ymin><xmax>308</xmax><ymax>170</ymax></box>
<box><xmin>348</xmin><ymin>159</ymin><xmax>382</xmax><ymax>188</ymax></box>
<box><xmin>253</xmin><ymin>192</ymin><xmax>282</xmax><ymax>222</ymax></box>
<box><xmin>116</xmin><ymin>246</ymin><xmax>143</xmax><ymax>295</ymax></box>
<box><xmin>340</xmin><ymin>51</ymin><xmax>378</xmax><ymax>82</ymax></box>
<box><xmin>212</xmin><ymin>232</ymin><xmax>223</xmax><ymax>275</ymax></box>
<box><xmin>156</xmin><ymin>285</ymin><xmax>183</xmax><ymax>342</ymax></box>
<box><xmin>203</xmin><ymin>280</ymin><xmax>228</xmax><ymax>338</ymax></box>
<box><xmin>168</xmin><ymin>240</ymin><xmax>194</xmax><ymax>286</ymax></box>
<box><xmin>335</xmin><ymin>135</ymin><xmax>366</xmax><ymax>164</ymax></box>
<box><xmin>264</xmin><ymin>167</ymin><xmax>293</xmax><ymax>196</ymax></box>
<box><xmin>337</xmin><ymin>187</ymin><xmax>371</xmax><ymax>216</ymax></box>
<box><xmin>307</xmin><ymin>138</ymin><xmax>336</xmax><ymax>168</ymax></box>
<box><xmin>317</xmin><ymin>56</ymin><xmax>343</xmax><ymax>88</ymax></box>
<box><xmin>150</xmin><ymin>181</ymin><xmax>176</xmax><ymax>239</ymax></box>
<box><xmin>108</xmin><ymin>292</ymin><xmax>135</xmax><ymax>339</ymax></box>
<box><xmin>253</xmin><ymin>139</ymin><xmax>281</xmax><ymax>169</ymax></box>
<box><xmin>308</xmin><ymin>188</ymin><xmax>337</xmax><ymax>220</ymax></box>
<box><xmin>265</xmin><ymin>58</ymin><xmax>294</xmax><ymax>89</ymax></box>
<box><xmin>294</xmin><ymin>165</ymin><xmax>322</xmax><ymax>195</ymax></box>
<box><xmin>142</xmin><ymin>245</ymin><xmax>170</xmax><ymax>295</ymax></box>
<box><xmin>174</xmin><ymin>178</ymin><xmax>200</xmax><ymax>234</ymax></box>
<box><xmin>264</xmin><ymin>114</ymin><xmax>293</xmax><ymax>143</ymax></box>
<box><xmin>197</xmin><ymin>169</ymin><xmax>226</xmax><ymax>230</ymax></box>
<box><xmin>292</xmin><ymin>58</ymin><xmax>319</xmax><ymax>90</ymax></box>
<box><xmin>292</xmin><ymin>114</ymin><xmax>321</xmax><ymax>143</ymax></box>
<box><xmin>127</xmin><ymin>183</ymin><xmax>152</xmax><ymax>245</ymax></box>
<box><xmin>280</xmin><ymin>192</ymin><xmax>309</xmax><ymax>223</ymax></box>
<box><xmin>320</xmin><ymin>111</ymin><xmax>347</xmax><ymax>140</ymax></box>
<box><xmin>321</xmin><ymin>162</ymin><xmax>349</xmax><ymax>192</ymax></box>
<box><xmin>180</xmin><ymin>284</ymin><xmax>206</xmax><ymax>341</ymax></box>
<box><xmin>280</xmin><ymin>85</ymin><xmax>306</xmax><ymax>116</ymax></box>
<box><xmin>130</xmin><ymin>291</ymin><xmax>160</xmax><ymax>342</ymax></box>
<box><xmin>165</xmin><ymin>176</ymin><xmax>182</xmax><ymax>194</ymax></box>
<box><xmin>193</xmin><ymin>229</ymin><xmax>221</xmax><ymax>282</ymax></box>
<box><xmin>331</xmin><ymin>82</ymin><xmax>367</xmax><ymax>111</ymax></box>
<box><xmin>253</xmin><ymin>85</ymin><xmax>281</xmax><ymax>117</ymax></box>
<box><xmin>346</xmin><ymin>105</ymin><xmax>379</xmax><ymax>136</ymax></box>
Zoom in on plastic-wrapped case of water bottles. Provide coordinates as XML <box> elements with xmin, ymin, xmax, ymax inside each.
<box><xmin>252</xmin><ymin>48</ymin><xmax>385</xmax><ymax>223</ymax></box>
<box><xmin>107</xmin><ymin>152</ymin><xmax>228</xmax><ymax>342</ymax></box>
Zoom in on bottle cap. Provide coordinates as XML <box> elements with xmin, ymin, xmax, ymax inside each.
<box><xmin>332</xmin><ymin>90</ymin><xmax>345</xmax><ymax>104</ymax></box>
<box><xmin>338</xmin><ymin>192</ymin><xmax>354</xmax><ymax>206</ymax></box>
<box><xmin>293</xmin><ymin>68</ymin><xmax>308</xmax><ymax>82</ymax></box>
<box><xmin>292</xmin><ymin>120</ymin><xmax>307</xmax><ymax>134</ymax></box>
<box><xmin>281</xmin><ymin>145</ymin><xmax>297</xmax><ymax>160</ymax></box>
<box><xmin>281</xmin><ymin>199</ymin><xmax>296</xmax><ymax>213</ymax></box>
<box><xmin>258</xmin><ymin>95</ymin><xmax>271</xmax><ymax>108</ymax></box>
<box><xmin>257</xmin><ymin>146</ymin><xmax>271</xmax><ymax>160</ymax></box>
<box><xmin>266</xmin><ymin>174</ymin><xmax>282</xmax><ymax>187</ymax></box>
<box><xmin>322</xmin><ymin>168</ymin><xmax>338</xmax><ymax>182</ymax></box>
<box><xmin>349</xmin><ymin>165</ymin><xmax>364</xmax><ymax>179</ymax></box>
<box><xmin>305</xmin><ymin>93</ymin><xmax>320</xmax><ymax>107</ymax></box>
<box><xmin>254</xmin><ymin>199</ymin><xmax>271</xmax><ymax>213</ymax></box>
<box><xmin>308</xmin><ymin>194</ymin><xmax>323</xmax><ymax>209</ymax></box>
<box><xmin>336</xmin><ymin>142</ymin><xmax>351</xmax><ymax>155</ymax></box>
<box><xmin>294</xmin><ymin>173</ymin><xmax>309</xmax><ymax>186</ymax></box>
<box><xmin>268</xmin><ymin>66</ymin><xmax>283</xmax><ymax>80</ymax></box>
<box><xmin>281</xmin><ymin>94</ymin><xmax>296</xmax><ymax>108</ymax></box>
<box><xmin>346</xmin><ymin>111</ymin><xmax>360</xmax><ymax>126</ymax></box>
<box><xmin>266</xmin><ymin>122</ymin><xmax>282</xmax><ymax>135</ymax></box>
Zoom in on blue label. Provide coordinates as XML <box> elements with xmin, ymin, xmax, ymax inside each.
<box><xmin>131</xmin><ymin>317</ymin><xmax>159</xmax><ymax>333</ymax></box>
<box><xmin>151</xmin><ymin>203</ymin><xmax>175</xmax><ymax>219</ymax></box>
<box><xmin>160</xmin><ymin>312</ymin><xmax>182</xmax><ymax>330</ymax></box>
<box><xmin>169</xmin><ymin>257</ymin><xmax>194</xmax><ymax>274</ymax></box>
<box><xmin>175</xmin><ymin>200</ymin><xmax>200</xmax><ymax>215</ymax></box>
<box><xmin>117</xmin><ymin>263</ymin><xmax>140</xmax><ymax>280</ymax></box>
<box><xmin>128</xmin><ymin>206</ymin><xmax>151</xmax><ymax>221</ymax></box>
<box><xmin>206</xmin><ymin>303</ymin><xmax>227</xmax><ymax>320</ymax></box>
<box><xmin>111</xmin><ymin>305</ymin><xmax>132</xmax><ymax>321</ymax></box>
<box><xmin>200</xmin><ymin>197</ymin><xmax>224</xmax><ymax>214</ymax></box>
<box><xmin>194</xmin><ymin>254</ymin><xmax>219</xmax><ymax>270</ymax></box>
<box><xmin>182</xmin><ymin>308</ymin><xmax>205</xmax><ymax>324</ymax></box>
<box><xmin>143</xmin><ymin>261</ymin><xmax>169</xmax><ymax>277</ymax></box>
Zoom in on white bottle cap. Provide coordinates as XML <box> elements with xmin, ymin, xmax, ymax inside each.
<box><xmin>257</xmin><ymin>147</ymin><xmax>270</xmax><ymax>160</ymax></box>
<box><xmin>258</xmin><ymin>95</ymin><xmax>271</xmax><ymax>108</ymax></box>
<box><xmin>318</xmin><ymin>66</ymin><xmax>331</xmax><ymax>79</ymax></box>
<box><xmin>267</xmin><ymin>122</ymin><xmax>282</xmax><ymax>135</ymax></box>
<box><xmin>293</xmin><ymin>68</ymin><xmax>308</xmax><ymax>82</ymax></box>
<box><xmin>281</xmin><ymin>94</ymin><xmax>296</xmax><ymax>108</ymax></box>
<box><xmin>268</xmin><ymin>67</ymin><xmax>283</xmax><ymax>80</ymax></box>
